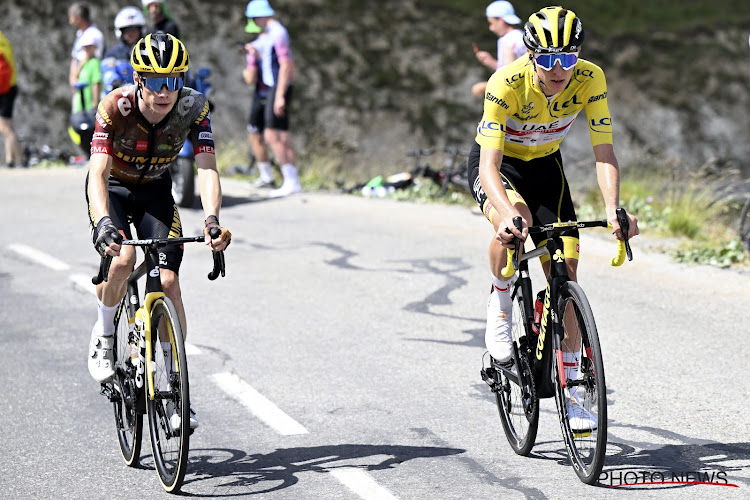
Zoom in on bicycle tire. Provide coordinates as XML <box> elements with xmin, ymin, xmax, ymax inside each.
<box><xmin>495</xmin><ymin>288</ymin><xmax>539</xmax><ymax>456</ymax></box>
<box><xmin>739</xmin><ymin>197</ymin><xmax>750</xmax><ymax>252</ymax></box>
<box><xmin>112</xmin><ymin>293</ymin><xmax>143</xmax><ymax>466</ymax></box>
<box><xmin>553</xmin><ymin>281</ymin><xmax>607</xmax><ymax>484</ymax></box>
<box><xmin>146</xmin><ymin>296</ymin><xmax>190</xmax><ymax>493</ymax></box>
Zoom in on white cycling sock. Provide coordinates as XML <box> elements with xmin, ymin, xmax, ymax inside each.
<box><xmin>491</xmin><ymin>275</ymin><xmax>513</xmax><ymax>312</ymax></box>
<box><xmin>280</xmin><ymin>164</ymin><xmax>299</xmax><ymax>184</ymax></box>
<box><xmin>563</xmin><ymin>351</ymin><xmax>580</xmax><ymax>400</ymax></box>
<box><xmin>96</xmin><ymin>299</ymin><xmax>119</xmax><ymax>336</ymax></box>
<box><xmin>258</xmin><ymin>161</ymin><xmax>273</xmax><ymax>182</ymax></box>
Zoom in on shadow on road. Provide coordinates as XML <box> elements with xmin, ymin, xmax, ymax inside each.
<box><xmin>179</xmin><ymin>443</ymin><xmax>465</xmax><ymax>496</ymax></box>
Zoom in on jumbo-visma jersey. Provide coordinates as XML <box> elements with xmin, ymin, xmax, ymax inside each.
<box><xmin>475</xmin><ymin>56</ymin><xmax>612</xmax><ymax>161</ymax></box>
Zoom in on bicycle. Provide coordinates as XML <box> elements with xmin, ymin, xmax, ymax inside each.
<box><xmin>439</xmin><ymin>146</ymin><xmax>471</xmax><ymax>196</ymax></box>
<box><xmin>480</xmin><ymin>208</ymin><xmax>633</xmax><ymax>484</ymax></box>
<box><xmin>93</xmin><ymin>230</ymin><xmax>225</xmax><ymax>493</ymax></box>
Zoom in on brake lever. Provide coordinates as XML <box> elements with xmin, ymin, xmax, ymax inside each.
<box><xmin>615</xmin><ymin>207</ymin><xmax>633</xmax><ymax>261</ymax></box>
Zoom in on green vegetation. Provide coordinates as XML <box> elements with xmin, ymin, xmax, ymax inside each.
<box><xmin>576</xmin><ymin>163</ymin><xmax>749</xmax><ymax>268</ymax></box>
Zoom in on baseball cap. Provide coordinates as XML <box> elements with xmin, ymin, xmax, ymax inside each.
<box><xmin>485</xmin><ymin>1</ymin><xmax>521</xmax><ymax>25</ymax></box>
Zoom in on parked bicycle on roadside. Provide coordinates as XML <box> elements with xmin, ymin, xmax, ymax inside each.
<box><xmin>481</xmin><ymin>209</ymin><xmax>633</xmax><ymax>484</ymax></box>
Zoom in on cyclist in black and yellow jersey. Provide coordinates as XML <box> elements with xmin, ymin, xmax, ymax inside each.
<box><xmin>468</xmin><ymin>6</ymin><xmax>639</xmax><ymax>428</ymax></box>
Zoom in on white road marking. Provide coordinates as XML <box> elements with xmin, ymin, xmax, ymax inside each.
<box><xmin>8</xmin><ymin>244</ymin><xmax>70</xmax><ymax>271</ymax></box>
<box><xmin>210</xmin><ymin>371</ymin><xmax>309</xmax><ymax>435</ymax></box>
<box><xmin>328</xmin><ymin>468</ymin><xmax>400</xmax><ymax>500</ymax></box>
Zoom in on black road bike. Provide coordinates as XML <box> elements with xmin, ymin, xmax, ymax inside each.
<box><xmin>481</xmin><ymin>209</ymin><xmax>633</xmax><ymax>484</ymax></box>
<box><xmin>93</xmin><ymin>230</ymin><xmax>225</xmax><ymax>493</ymax></box>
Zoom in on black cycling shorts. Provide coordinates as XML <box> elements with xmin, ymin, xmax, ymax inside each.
<box><xmin>85</xmin><ymin>173</ymin><xmax>184</xmax><ymax>273</ymax></box>
<box><xmin>264</xmin><ymin>85</ymin><xmax>293</xmax><ymax>131</ymax></box>
<box><xmin>247</xmin><ymin>92</ymin><xmax>267</xmax><ymax>134</ymax></box>
<box><xmin>467</xmin><ymin>141</ymin><xmax>579</xmax><ymax>250</ymax></box>
<box><xmin>0</xmin><ymin>85</ymin><xmax>18</xmax><ymax>119</ymax></box>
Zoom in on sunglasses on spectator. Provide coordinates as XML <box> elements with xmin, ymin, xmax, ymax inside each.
<box><xmin>142</xmin><ymin>76</ymin><xmax>184</xmax><ymax>92</ymax></box>
<box><xmin>533</xmin><ymin>52</ymin><xmax>578</xmax><ymax>71</ymax></box>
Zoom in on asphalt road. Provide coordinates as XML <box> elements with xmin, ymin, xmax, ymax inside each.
<box><xmin>1</xmin><ymin>167</ymin><xmax>749</xmax><ymax>499</ymax></box>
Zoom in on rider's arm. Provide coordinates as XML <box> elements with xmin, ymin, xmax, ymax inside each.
<box><xmin>195</xmin><ymin>153</ymin><xmax>221</xmax><ymax>221</ymax></box>
<box><xmin>479</xmin><ymin>147</ymin><xmax>525</xmax><ymax>244</ymax></box>
<box><xmin>593</xmin><ymin>144</ymin><xmax>639</xmax><ymax>240</ymax></box>
<box><xmin>87</xmin><ymin>152</ymin><xmax>113</xmax><ymax>223</ymax></box>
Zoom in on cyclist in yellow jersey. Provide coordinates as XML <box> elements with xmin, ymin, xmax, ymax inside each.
<box><xmin>468</xmin><ymin>6</ymin><xmax>639</xmax><ymax>429</ymax></box>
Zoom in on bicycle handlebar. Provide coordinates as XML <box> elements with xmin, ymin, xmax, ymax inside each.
<box><xmin>92</xmin><ymin>229</ymin><xmax>226</xmax><ymax>285</ymax></box>
<box><xmin>500</xmin><ymin>210</ymin><xmax>634</xmax><ymax>278</ymax></box>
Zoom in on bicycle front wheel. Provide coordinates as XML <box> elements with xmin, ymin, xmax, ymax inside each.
<box><xmin>145</xmin><ymin>296</ymin><xmax>190</xmax><ymax>493</ymax></box>
<box><xmin>112</xmin><ymin>293</ymin><xmax>143</xmax><ymax>466</ymax></box>
<box><xmin>495</xmin><ymin>287</ymin><xmax>539</xmax><ymax>456</ymax></box>
<box><xmin>553</xmin><ymin>281</ymin><xmax>607</xmax><ymax>484</ymax></box>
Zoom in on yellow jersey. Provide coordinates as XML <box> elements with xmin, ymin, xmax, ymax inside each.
<box><xmin>475</xmin><ymin>56</ymin><xmax>612</xmax><ymax>161</ymax></box>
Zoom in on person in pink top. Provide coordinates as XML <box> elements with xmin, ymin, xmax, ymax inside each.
<box><xmin>244</xmin><ymin>0</ymin><xmax>300</xmax><ymax>198</ymax></box>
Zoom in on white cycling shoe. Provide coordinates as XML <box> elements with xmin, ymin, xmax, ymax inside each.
<box><xmin>88</xmin><ymin>328</ymin><xmax>115</xmax><ymax>383</ymax></box>
<box><xmin>167</xmin><ymin>403</ymin><xmax>199</xmax><ymax>431</ymax></box>
<box><xmin>566</xmin><ymin>397</ymin><xmax>598</xmax><ymax>432</ymax></box>
<box><xmin>268</xmin><ymin>180</ymin><xmax>302</xmax><ymax>199</ymax></box>
<box><xmin>485</xmin><ymin>288</ymin><xmax>513</xmax><ymax>364</ymax></box>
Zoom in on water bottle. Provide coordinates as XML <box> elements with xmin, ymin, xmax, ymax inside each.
<box><xmin>532</xmin><ymin>290</ymin><xmax>545</xmax><ymax>334</ymax></box>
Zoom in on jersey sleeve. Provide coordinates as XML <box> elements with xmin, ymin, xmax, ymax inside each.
<box><xmin>475</xmin><ymin>71</ymin><xmax>510</xmax><ymax>150</ymax></box>
<box><xmin>584</xmin><ymin>67</ymin><xmax>613</xmax><ymax>147</ymax></box>
<box><xmin>272</xmin><ymin>29</ymin><xmax>293</xmax><ymax>62</ymax></box>
<box><xmin>90</xmin><ymin>92</ymin><xmax>120</xmax><ymax>156</ymax></box>
<box><xmin>187</xmin><ymin>93</ymin><xmax>215</xmax><ymax>156</ymax></box>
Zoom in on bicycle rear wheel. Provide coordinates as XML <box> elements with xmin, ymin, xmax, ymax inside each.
<box><xmin>553</xmin><ymin>281</ymin><xmax>607</xmax><ymax>484</ymax></box>
<box><xmin>146</xmin><ymin>297</ymin><xmax>190</xmax><ymax>493</ymax></box>
<box><xmin>495</xmin><ymin>287</ymin><xmax>539</xmax><ymax>456</ymax></box>
<box><xmin>112</xmin><ymin>293</ymin><xmax>143</xmax><ymax>466</ymax></box>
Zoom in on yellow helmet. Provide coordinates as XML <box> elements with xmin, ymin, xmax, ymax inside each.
<box><xmin>130</xmin><ymin>33</ymin><xmax>189</xmax><ymax>74</ymax></box>
<box><xmin>523</xmin><ymin>6</ymin><xmax>584</xmax><ymax>54</ymax></box>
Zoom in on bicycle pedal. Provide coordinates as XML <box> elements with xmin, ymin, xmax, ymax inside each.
<box><xmin>100</xmin><ymin>383</ymin><xmax>117</xmax><ymax>402</ymax></box>
<box><xmin>481</xmin><ymin>367</ymin><xmax>501</xmax><ymax>392</ymax></box>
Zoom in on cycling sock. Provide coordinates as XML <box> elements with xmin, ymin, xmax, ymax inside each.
<box><xmin>280</xmin><ymin>164</ymin><xmax>299</xmax><ymax>183</ymax></box>
<box><xmin>491</xmin><ymin>274</ymin><xmax>513</xmax><ymax>315</ymax></box>
<box><xmin>161</xmin><ymin>341</ymin><xmax>173</xmax><ymax>375</ymax></box>
<box><xmin>96</xmin><ymin>299</ymin><xmax>119</xmax><ymax>336</ymax></box>
<box><xmin>563</xmin><ymin>351</ymin><xmax>580</xmax><ymax>399</ymax></box>
<box><xmin>258</xmin><ymin>161</ymin><xmax>273</xmax><ymax>182</ymax></box>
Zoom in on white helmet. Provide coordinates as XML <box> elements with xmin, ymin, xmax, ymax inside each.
<box><xmin>114</xmin><ymin>6</ymin><xmax>146</xmax><ymax>39</ymax></box>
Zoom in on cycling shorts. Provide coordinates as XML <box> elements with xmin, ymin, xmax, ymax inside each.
<box><xmin>247</xmin><ymin>92</ymin><xmax>267</xmax><ymax>134</ymax></box>
<box><xmin>467</xmin><ymin>141</ymin><xmax>580</xmax><ymax>261</ymax></box>
<box><xmin>264</xmin><ymin>85</ymin><xmax>293</xmax><ymax>131</ymax></box>
<box><xmin>85</xmin><ymin>173</ymin><xmax>184</xmax><ymax>273</ymax></box>
<box><xmin>0</xmin><ymin>85</ymin><xmax>17</xmax><ymax>118</ymax></box>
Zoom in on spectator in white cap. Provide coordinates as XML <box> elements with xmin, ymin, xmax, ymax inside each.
<box><xmin>471</xmin><ymin>1</ymin><xmax>526</xmax><ymax>98</ymax></box>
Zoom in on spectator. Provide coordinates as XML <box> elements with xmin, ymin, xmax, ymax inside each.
<box><xmin>142</xmin><ymin>0</ymin><xmax>180</xmax><ymax>38</ymax></box>
<box><xmin>0</xmin><ymin>30</ymin><xmax>23</xmax><ymax>168</ymax></box>
<box><xmin>471</xmin><ymin>1</ymin><xmax>526</xmax><ymax>98</ymax></box>
<box><xmin>103</xmin><ymin>6</ymin><xmax>145</xmax><ymax>61</ymax></box>
<box><xmin>68</xmin><ymin>3</ymin><xmax>104</xmax><ymax>88</ymax></box>
<box><xmin>72</xmin><ymin>41</ymin><xmax>101</xmax><ymax>115</ymax></box>
<box><xmin>243</xmin><ymin>31</ymin><xmax>275</xmax><ymax>188</ymax></box>
<box><xmin>245</xmin><ymin>0</ymin><xmax>301</xmax><ymax>198</ymax></box>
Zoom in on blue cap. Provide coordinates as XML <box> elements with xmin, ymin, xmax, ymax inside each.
<box><xmin>245</xmin><ymin>0</ymin><xmax>275</xmax><ymax>18</ymax></box>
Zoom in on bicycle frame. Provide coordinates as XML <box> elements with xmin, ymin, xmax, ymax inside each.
<box><xmin>497</xmin><ymin>214</ymin><xmax>631</xmax><ymax>398</ymax></box>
